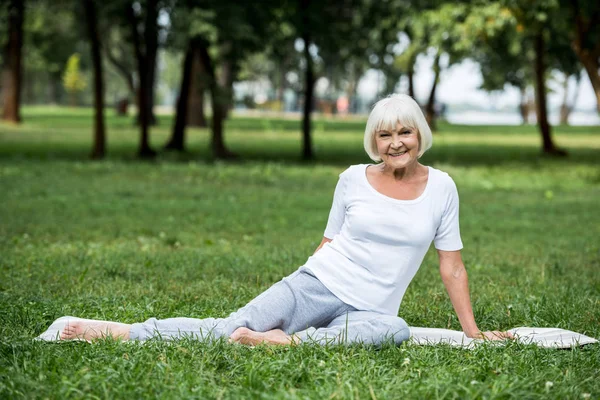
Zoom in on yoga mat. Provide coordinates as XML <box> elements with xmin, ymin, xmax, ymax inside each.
<box><xmin>409</xmin><ymin>327</ymin><xmax>598</xmax><ymax>348</ymax></box>
<box><xmin>36</xmin><ymin>316</ymin><xmax>598</xmax><ymax>348</ymax></box>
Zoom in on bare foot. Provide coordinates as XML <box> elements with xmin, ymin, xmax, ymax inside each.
<box><xmin>229</xmin><ymin>327</ymin><xmax>299</xmax><ymax>346</ymax></box>
<box><xmin>60</xmin><ymin>319</ymin><xmax>131</xmax><ymax>341</ymax></box>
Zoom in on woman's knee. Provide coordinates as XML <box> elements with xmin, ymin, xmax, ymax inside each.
<box><xmin>373</xmin><ymin>315</ymin><xmax>410</xmax><ymax>345</ymax></box>
<box><xmin>329</xmin><ymin>312</ymin><xmax>410</xmax><ymax>345</ymax></box>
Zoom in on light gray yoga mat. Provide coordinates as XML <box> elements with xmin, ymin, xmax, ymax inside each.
<box><xmin>36</xmin><ymin>316</ymin><xmax>598</xmax><ymax>348</ymax></box>
<box><xmin>409</xmin><ymin>327</ymin><xmax>598</xmax><ymax>348</ymax></box>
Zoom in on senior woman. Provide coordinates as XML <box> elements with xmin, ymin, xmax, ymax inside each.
<box><xmin>61</xmin><ymin>94</ymin><xmax>511</xmax><ymax>345</ymax></box>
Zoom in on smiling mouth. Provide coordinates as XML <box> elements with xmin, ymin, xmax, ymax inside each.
<box><xmin>389</xmin><ymin>151</ymin><xmax>407</xmax><ymax>157</ymax></box>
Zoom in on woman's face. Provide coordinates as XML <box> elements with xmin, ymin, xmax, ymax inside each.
<box><xmin>375</xmin><ymin>123</ymin><xmax>420</xmax><ymax>169</ymax></box>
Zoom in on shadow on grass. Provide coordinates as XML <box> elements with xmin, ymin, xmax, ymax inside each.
<box><xmin>2</xmin><ymin>113</ymin><xmax>599</xmax><ymax>167</ymax></box>
<box><xmin>1</xmin><ymin>140</ymin><xmax>599</xmax><ymax>169</ymax></box>
<box><xmin>22</xmin><ymin>113</ymin><xmax>171</xmax><ymax>130</ymax></box>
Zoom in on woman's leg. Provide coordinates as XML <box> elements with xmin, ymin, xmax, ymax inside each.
<box><xmin>60</xmin><ymin>272</ymin><xmax>307</xmax><ymax>342</ymax></box>
<box><xmin>62</xmin><ymin>268</ymin><xmax>348</xmax><ymax>342</ymax></box>
<box><xmin>132</xmin><ymin>268</ymin><xmax>350</xmax><ymax>341</ymax></box>
<box><xmin>294</xmin><ymin>311</ymin><xmax>410</xmax><ymax>346</ymax></box>
<box><xmin>61</xmin><ymin>318</ymin><xmax>131</xmax><ymax>341</ymax></box>
<box><xmin>229</xmin><ymin>268</ymin><xmax>357</xmax><ymax>346</ymax></box>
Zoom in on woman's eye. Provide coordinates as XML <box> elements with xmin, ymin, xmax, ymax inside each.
<box><xmin>402</xmin><ymin>131</ymin><xmax>411</xmax><ymax>135</ymax></box>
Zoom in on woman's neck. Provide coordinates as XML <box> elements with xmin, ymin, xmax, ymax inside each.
<box><xmin>378</xmin><ymin>161</ymin><xmax>424</xmax><ymax>181</ymax></box>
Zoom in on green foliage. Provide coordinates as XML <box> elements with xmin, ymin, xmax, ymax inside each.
<box><xmin>465</xmin><ymin>4</ymin><xmax>529</xmax><ymax>92</ymax></box>
<box><xmin>62</xmin><ymin>53</ymin><xmax>87</xmax><ymax>98</ymax></box>
<box><xmin>463</xmin><ymin>1</ymin><xmax>578</xmax><ymax>97</ymax></box>
<box><xmin>19</xmin><ymin>0</ymin><xmax>87</xmax><ymax>104</ymax></box>
<box><xmin>0</xmin><ymin>108</ymin><xmax>599</xmax><ymax>397</ymax></box>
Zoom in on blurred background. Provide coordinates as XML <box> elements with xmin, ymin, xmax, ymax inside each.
<box><xmin>0</xmin><ymin>0</ymin><xmax>598</xmax><ymax>159</ymax></box>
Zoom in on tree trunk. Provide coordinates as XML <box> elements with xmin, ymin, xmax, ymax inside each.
<box><xmin>301</xmin><ymin>41</ymin><xmax>315</xmax><ymax>160</ymax></box>
<box><xmin>24</xmin><ymin>68</ymin><xmax>34</xmax><ymax>104</ymax></box>
<box><xmin>570</xmin><ymin>0</ymin><xmax>600</xmax><ymax>114</ymax></box>
<box><xmin>48</xmin><ymin>72</ymin><xmax>62</xmax><ymax>104</ymax></box>
<box><xmin>217</xmin><ymin>42</ymin><xmax>234</xmax><ymax>120</ymax></box>
<box><xmin>404</xmin><ymin>29</ymin><xmax>418</xmax><ymax>103</ymax></box>
<box><xmin>104</xmin><ymin>46</ymin><xmax>136</xmax><ymax>104</ymax></box>
<box><xmin>218</xmin><ymin>61</ymin><xmax>233</xmax><ymax>119</ymax></box>
<box><xmin>407</xmin><ymin>66</ymin><xmax>416</xmax><ymax>100</ymax></box>
<box><xmin>146</xmin><ymin>65</ymin><xmax>158</xmax><ymax>125</ymax></box>
<box><xmin>1</xmin><ymin>0</ymin><xmax>24</xmax><ymax>123</ymax></box>
<box><xmin>197</xmin><ymin>41</ymin><xmax>236</xmax><ymax>159</ymax></box>
<box><xmin>301</xmin><ymin>0</ymin><xmax>314</xmax><ymax>160</ymax></box>
<box><xmin>346</xmin><ymin>78</ymin><xmax>358</xmax><ymax>114</ymax></box>
<box><xmin>144</xmin><ymin>0</ymin><xmax>159</xmax><ymax>126</ymax></box>
<box><xmin>187</xmin><ymin>48</ymin><xmax>207</xmax><ymax>127</ymax></box>
<box><xmin>127</xmin><ymin>3</ymin><xmax>155</xmax><ymax>158</ymax></box>
<box><xmin>164</xmin><ymin>40</ymin><xmax>195</xmax><ymax>151</ymax></box>
<box><xmin>574</xmin><ymin>51</ymin><xmax>600</xmax><ymax>114</ymax></box>
<box><xmin>344</xmin><ymin>62</ymin><xmax>360</xmax><ymax>114</ymax></box>
<box><xmin>519</xmin><ymin>87</ymin><xmax>529</xmax><ymax>124</ymax></box>
<box><xmin>425</xmin><ymin>52</ymin><xmax>441</xmax><ymax>131</ymax></box>
<box><xmin>275</xmin><ymin>57</ymin><xmax>286</xmax><ymax>108</ymax></box>
<box><xmin>560</xmin><ymin>72</ymin><xmax>582</xmax><ymax>125</ymax></box>
<box><xmin>47</xmin><ymin>73</ymin><xmax>57</xmax><ymax>104</ymax></box>
<box><xmin>559</xmin><ymin>75</ymin><xmax>571</xmax><ymax>125</ymax></box>
<box><xmin>533</xmin><ymin>33</ymin><xmax>566</xmax><ymax>156</ymax></box>
<box><xmin>85</xmin><ymin>0</ymin><xmax>106</xmax><ymax>160</ymax></box>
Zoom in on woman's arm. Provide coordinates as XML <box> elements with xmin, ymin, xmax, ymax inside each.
<box><xmin>314</xmin><ymin>237</ymin><xmax>332</xmax><ymax>254</ymax></box>
<box><xmin>438</xmin><ymin>249</ymin><xmax>512</xmax><ymax>340</ymax></box>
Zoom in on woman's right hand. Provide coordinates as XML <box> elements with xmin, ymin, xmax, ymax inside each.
<box><xmin>474</xmin><ymin>330</ymin><xmax>514</xmax><ymax>340</ymax></box>
<box><xmin>313</xmin><ymin>237</ymin><xmax>332</xmax><ymax>254</ymax></box>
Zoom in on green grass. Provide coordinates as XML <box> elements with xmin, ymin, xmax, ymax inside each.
<box><xmin>1</xmin><ymin>106</ymin><xmax>599</xmax><ymax>399</ymax></box>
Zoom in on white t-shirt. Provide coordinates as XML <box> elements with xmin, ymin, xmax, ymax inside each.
<box><xmin>303</xmin><ymin>164</ymin><xmax>463</xmax><ymax>316</ymax></box>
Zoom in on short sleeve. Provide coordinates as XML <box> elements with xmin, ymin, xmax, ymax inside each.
<box><xmin>323</xmin><ymin>170</ymin><xmax>348</xmax><ymax>239</ymax></box>
<box><xmin>434</xmin><ymin>177</ymin><xmax>463</xmax><ymax>251</ymax></box>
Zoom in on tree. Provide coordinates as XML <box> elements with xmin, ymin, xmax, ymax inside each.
<box><xmin>395</xmin><ymin>29</ymin><xmax>421</xmax><ymax>100</ymax></box>
<box><xmin>558</xmin><ymin>71</ymin><xmax>582</xmax><ymax>125</ymax></box>
<box><xmin>292</xmin><ymin>0</ymin><xmax>405</xmax><ymax>159</ymax></box>
<box><xmin>126</xmin><ymin>0</ymin><xmax>157</xmax><ymax>158</ymax></box>
<box><xmin>507</xmin><ymin>1</ymin><xmax>566</xmax><ymax>155</ymax></box>
<box><xmin>103</xmin><ymin>29</ymin><xmax>137</xmax><ymax>111</ymax></box>
<box><xmin>186</xmin><ymin>47</ymin><xmax>207</xmax><ymax>127</ymax></box>
<box><xmin>62</xmin><ymin>53</ymin><xmax>87</xmax><ymax>106</ymax></box>
<box><xmin>141</xmin><ymin>0</ymin><xmax>160</xmax><ymax>126</ymax></box>
<box><xmin>1</xmin><ymin>0</ymin><xmax>24</xmax><ymax>123</ymax></box>
<box><xmin>475</xmin><ymin>34</ymin><xmax>533</xmax><ymax>124</ymax></box>
<box><xmin>84</xmin><ymin>0</ymin><xmax>106</xmax><ymax>159</ymax></box>
<box><xmin>299</xmin><ymin>0</ymin><xmax>315</xmax><ymax>160</ymax></box>
<box><xmin>416</xmin><ymin>3</ymin><xmax>474</xmax><ymax>129</ymax></box>
<box><xmin>467</xmin><ymin>5</ymin><xmax>532</xmax><ymax>123</ymax></box>
<box><xmin>164</xmin><ymin>1</ymin><xmax>279</xmax><ymax>158</ymax></box>
<box><xmin>564</xmin><ymin>0</ymin><xmax>600</xmax><ymax>113</ymax></box>
<box><xmin>546</xmin><ymin>20</ymin><xmax>583</xmax><ymax>125</ymax></box>
<box><xmin>263</xmin><ymin>21</ymin><xmax>297</xmax><ymax>108</ymax></box>
<box><xmin>21</xmin><ymin>0</ymin><xmax>83</xmax><ymax>106</ymax></box>
<box><xmin>164</xmin><ymin>37</ymin><xmax>198</xmax><ymax>151</ymax></box>
<box><xmin>450</xmin><ymin>1</ymin><xmax>566</xmax><ymax>154</ymax></box>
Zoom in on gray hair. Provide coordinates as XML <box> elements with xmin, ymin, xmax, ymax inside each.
<box><xmin>363</xmin><ymin>94</ymin><xmax>433</xmax><ymax>162</ymax></box>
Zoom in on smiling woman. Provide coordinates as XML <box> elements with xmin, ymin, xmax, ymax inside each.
<box><xmin>51</xmin><ymin>94</ymin><xmax>512</xmax><ymax>345</ymax></box>
<box><xmin>364</xmin><ymin>94</ymin><xmax>433</xmax><ymax>161</ymax></box>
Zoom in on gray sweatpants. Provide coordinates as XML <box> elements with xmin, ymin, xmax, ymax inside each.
<box><xmin>129</xmin><ymin>267</ymin><xmax>410</xmax><ymax>346</ymax></box>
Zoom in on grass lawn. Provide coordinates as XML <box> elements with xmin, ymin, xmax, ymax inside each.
<box><xmin>0</xmin><ymin>106</ymin><xmax>599</xmax><ymax>399</ymax></box>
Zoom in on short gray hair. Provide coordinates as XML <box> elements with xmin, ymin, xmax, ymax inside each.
<box><xmin>363</xmin><ymin>94</ymin><xmax>433</xmax><ymax>162</ymax></box>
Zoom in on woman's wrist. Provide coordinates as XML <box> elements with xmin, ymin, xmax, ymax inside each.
<box><xmin>463</xmin><ymin>326</ymin><xmax>481</xmax><ymax>338</ymax></box>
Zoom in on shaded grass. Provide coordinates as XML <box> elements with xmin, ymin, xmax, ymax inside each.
<box><xmin>1</xmin><ymin>106</ymin><xmax>599</xmax><ymax>166</ymax></box>
<box><xmin>0</xmin><ymin>107</ymin><xmax>599</xmax><ymax>398</ymax></box>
